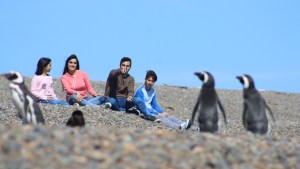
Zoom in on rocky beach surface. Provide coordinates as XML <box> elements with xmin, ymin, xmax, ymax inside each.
<box><xmin>0</xmin><ymin>76</ymin><xmax>299</xmax><ymax>169</ymax></box>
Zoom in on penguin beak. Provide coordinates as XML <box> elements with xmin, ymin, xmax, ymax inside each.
<box><xmin>194</xmin><ymin>72</ymin><xmax>201</xmax><ymax>76</ymax></box>
<box><xmin>1</xmin><ymin>72</ymin><xmax>16</xmax><ymax>81</ymax></box>
<box><xmin>194</xmin><ymin>72</ymin><xmax>205</xmax><ymax>81</ymax></box>
<box><xmin>236</xmin><ymin>76</ymin><xmax>244</xmax><ymax>84</ymax></box>
<box><xmin>1</xmin><ymin>73</ymin><xmax>10</xmax><ymax>78</ymax></box>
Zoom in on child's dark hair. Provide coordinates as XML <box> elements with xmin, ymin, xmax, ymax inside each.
<box><xmin>35</xmin><ymin>57</ymin><xmax>51</xmax><ymax>75</ymax></box>
<box><xmin>62</xmin><ymin>54</ymin><xmax>80</xmax><ymax>75</ymax></box>
<box><xmin>145</xmin><ymin>70</ymin><xmax>157</xmax><ymax>82</ymax></box>
<box><xmin>120</xmin><ymin>57</ymin><xmax>132</xmax><ymax>66</ymax></box>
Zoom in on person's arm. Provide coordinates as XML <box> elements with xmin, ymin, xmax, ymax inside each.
<box><xmin>104</xmin><ymin>69</ymin><xmax>120</xmax><ymax>97</ymax></box>
<box><xmin>60</xmin><ymin>75</ymin><xmax>78</xmax><ymax>94</ymax></box>
<box><xmin>127</xmin><ymin>76</ymin><xmax>135</xmax><ymax>97</ymax></box>
<box><xmin>151</xmin><ymin>92</ymin><xmax>164</xmax><ymax>113</ymax></box>
<box><xmin>31</xmin><ymin>76</ymin><xmax>47</xmax><ymax>100</ymax></box>
<box><xmin>134</xmin><ymin>87</ymin><xmax>143</xmax><ymax>99</ymax></box>
<box><xmin>82</xmin><ymin>71</ymin><xmax>96</xmax><ymax>96</ymax></box>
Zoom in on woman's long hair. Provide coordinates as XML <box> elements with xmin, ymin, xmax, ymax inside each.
<box><xmin>62</xmin><ymin>54</ymin><xmax>80</xmax><ymax>75</ymax></box>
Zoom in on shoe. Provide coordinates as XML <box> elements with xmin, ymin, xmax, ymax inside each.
<box><xmin>179</xmin><ymin>123</ymin><xmax>186</xmax><ymax>131</ymax></box>
<box><xmin>179</xmin><ymin>119</ymin><xmax>192</xmax><ymax>131</ymax></box>
<box><xmin>186</xmin><ymin>119</ymin><xmax>192</xmax><ymax>130</ymax></box>
<box><xmin>148</xmin><ymin>115</ymin><xmax>156</xmax><ymax>121</ymax></box>
<box><xmin>73</xmin><ymin>103</ymin><xmax>80</xmax><ymax>107</ymax></box>
<box><xmin>100</xmin><ymin>102</ymin><xmax>112</xmax><ymax>109</ymax></box>
<box><xmin>148</xmin><ymin>115</ymin><xmax>161</xmax><ymax>123</ymax></box>
<box><xmin>154</xmin><ymin>118</ymin><xmax>161</xmax><ymax>123</ymax></box>
<box><xmin>127</xmin><ymin>106</ymin><xmax>141</xmax><ymax>116</ymax></box>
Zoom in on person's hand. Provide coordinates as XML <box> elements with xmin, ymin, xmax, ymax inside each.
<box><xmin>93</xmin><ymin>94</ymin><xmax>103</xmax><ymax>97</ymax></box>
<box><xmin>158</xmin><ymin>112</ymin><xmax>169</xmax><ymax>117</ymax></box>
<box><xmin>127</xmin><ymin>96</ymin><xmax>133</xmax><ymax>102</ymax></box>
<box><xmin>76</xmin><ymin>93</ymin><xmax>82</xmax><ymax>102</ymax></box>
<box><xmin>121</xmin><ymin>68</ymin><xmax>128</xmax><ymax>74</ymax></box>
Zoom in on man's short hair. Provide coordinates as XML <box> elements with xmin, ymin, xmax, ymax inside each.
<box><xmin>120</xmin><ymin>57</ymin><xmax>132</xmax><ymax>66</ymax></box>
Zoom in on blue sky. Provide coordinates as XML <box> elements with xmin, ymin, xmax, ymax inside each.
<box><xmin>1</xmin><ymin>1</ymin><xmax>299</xmax><ymax>93</ymax></box>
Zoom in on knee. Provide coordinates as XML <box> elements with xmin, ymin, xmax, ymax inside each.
<box><xmin>99</xmin><ymin>96</ymin><xmax>106</xmax><ymax>103</ymax></box>
<box><xmin>133</xmin><ymin>97</ymin><xmax>142</xmax><ymax>104</ymax></box>
<box><xmin>61</xmin><ymin>101</ymin><xmax>70</xmax><ymax>106</ymax></box>
<box><xmin>106</xmin><ymin>98</ymin><xmax>117</xmax><ymax>104</ymax></box>
<box><xmin>68</xmin><ymin>94</ymin><xmax>78</xmax><ymax>104</ymax></box>
<box><xmin>69</xmin><ymin>94</ymin><xmax>77</xmax><ymax>100</ymax></box>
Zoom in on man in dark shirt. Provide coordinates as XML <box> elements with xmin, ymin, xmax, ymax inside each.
<box><xmin>101</xmin><ymin>57</ymin><xmax>135</xmax><ymax>111</ymax></box>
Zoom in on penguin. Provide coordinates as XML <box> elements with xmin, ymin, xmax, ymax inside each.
<box><xmin>236</xmin><ymin>74</ymin><xmax>275</xmax><ymax>135</ymax></box>
<box><xmin>66</xmin><ymin>110</ymin><xmax>85</xmax><ymax>127</ymax></box>
<box><xmin>191</xmin><ymin>71</ymin><xmax>227</xmax><ymax>133</ymax></box>
<box><xmin>1</xmin><ymin>71</ymin><xmax>45</xmax><ymax>125</ymax></box>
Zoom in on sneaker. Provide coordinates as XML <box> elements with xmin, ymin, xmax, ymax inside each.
<box><xmin>73</xmin><ymin>103</ymin><xmax>80</xmax><ymax>107</ymax></box>
<box><xmin>127</xmin><ymin>107</ymin><xmax>141</xmax><ymax>116</ymax></box>
<box><xmin>179</xmin><ymin>119</ymin><xmax>192</xmax><ymax>131</ymax></box>
<box><xmin>179</xmin><ymin>123</ymin><xmax>186</xmax><ymax>131</ymax></box>
<box><xmin>100</xmin><ymin>102</ymin><xmax>112</xmax><ymax>109</ymax></box>
<box><xmin>148</xmin><ymin>115</ymin><xmax>161</xmax><ymax>123</ymax></box>
<box><xmin>154</xmin><ymin>118</ymin><xmax>161</xmax><ymax>123</ymax></box>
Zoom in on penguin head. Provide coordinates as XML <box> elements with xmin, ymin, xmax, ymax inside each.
<box><xmin>2</xmin><ymin>71</ymin><xmax>24</xmax><ymax>84</ymax></box>
<box><xmin>194</xmin><ymin>71</ymin><xmax>215</xmax><ymax>87</ymax></box>
<box><xmin>236</xmin><ymin>74</ymin><xmax>255</xmax><ymax>89</ymax></box>
<box><xmin>67</xmin><ymin>110</ymin><xmax>85</xmax><ymax>127</ymax></box>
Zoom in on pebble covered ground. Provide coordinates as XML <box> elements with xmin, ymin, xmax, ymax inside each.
<box><xmin>0</xmin><ymin>76</ymin><xmax>299</xmax><ymax>169</ymax></box>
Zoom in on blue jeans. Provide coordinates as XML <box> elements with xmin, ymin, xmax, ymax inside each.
<box><xmin>154</xmin><ymin>115</ymin><xmax>184</xmax><ymax>129</ymax></box>
<box><xmin>39</xmin><ymin>99</ymin><xmax>69</xmax><ymax>106</ymax></box>
<box><xmin>105</xmin><ymin>97</ymin><xmax>134</xmax><ymax>111</ymax></box>
<box><xmin>68</xmin><ymin>94</ymin><xmax>106</xmax><ymax>106</ymax></box>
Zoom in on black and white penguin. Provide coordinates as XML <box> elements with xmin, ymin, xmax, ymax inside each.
<box><xmin>66</xmin><ymin>110</ymin><xmax>85</xmax><ymax>127</ymax></box>
<box><xmin>2</xmin><ymin>71</ymin><xmax>45</xmax><ymax>125</ymax></box>
<box><xmin>236</xmin><ymin>74</ymin><xmax>275</xmax><ymax>135</ymax></box>
<box><xmin>191</xmin><ymin>71</ymin><xmax>227</xmax><ymax>133</ymax></box>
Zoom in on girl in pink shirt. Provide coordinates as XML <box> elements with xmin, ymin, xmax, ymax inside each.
<box><xmin>31</xmin><ymin>57</ymin><xmax>69</xmax><ymax>105</ymax></box>
<box><xmin>61</xmin><ymin>54</ymin><xmax>105</xmax><ymax>106</ymax></box>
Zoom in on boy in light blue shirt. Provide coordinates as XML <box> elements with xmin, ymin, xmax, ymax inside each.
<box><xmin>133</xmin><ymin>70</ymin><xmax>191</xmax><ymax>130</ymax></box>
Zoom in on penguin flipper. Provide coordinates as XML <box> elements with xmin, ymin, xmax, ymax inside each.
<box><xmin>25</xmin><ymin>95</ymin><xmax>45</xmax><ymax>125</ymax></box>
<box><xmin>242</xmin><ymin>104</ymin><xmax>247</xmax><ymax>129</ymax></box>
<box><xmin>191</xmin><ymin>96</ymin><xmax>201</xmax><ymax>126</ymax></box>
<box><xmin>217</xmin><ymin>98</ymin><xmax>227</xmax><ymax>125</ymax></box>
<box><xmin>265</xmin><ymin>104</ymin><xmax>276</xmax><ymax>122</ymax></box>
<box><xmin>28</xmin><ymin>91</ymin><xmax>45</xmax><ymax>124</ymax></box>
<box><xmin>22</xmin><ymin>96</ymin><xmax>30</xmax><ymax>124</ymax></box>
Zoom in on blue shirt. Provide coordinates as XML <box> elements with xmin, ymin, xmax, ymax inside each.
<box><xmin>134</xmin><ymin>85</ymin><xmax>164</xmax><ymax>115</ymax></box>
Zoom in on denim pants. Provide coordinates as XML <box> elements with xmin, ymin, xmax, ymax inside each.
<box><xmin>154</xmin><ymin>115</ymin><xmax>184</xmax><ymax>129</ymax></box>
<box><xmin>68</xmin><ymin>94</ymin><xmax>106</xmax><ymax>106</ymax></box>
<box><xmin>39</xmin><ymin>99</ymin><xmax>69</xmax><ymax>106</ymax></box>
<box><xmin>105</xmin><ymin>97</ymin><xmax>134</xmax><ymax>111</ymax></box>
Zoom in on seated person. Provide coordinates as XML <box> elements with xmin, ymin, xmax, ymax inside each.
<box><xmin>101</xmin><ymin>57</ymin><xmax>135</xmax><ymax>111</ymax></box>
<box><xmin>31</xmin><ymin>57</ymin><xmax>69</xmax><ymax>106</ymax></box>
<box><xmin>133</xmin><ymin>70</ymin><xmax>191</xmax><ymax>130</ymax></box>
<box><xmin>61</xmin><ymin>54</ymin><xmax>105</xmax><ymax>106</ymax></box>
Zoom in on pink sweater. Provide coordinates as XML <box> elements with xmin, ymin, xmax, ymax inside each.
<box><xmin>60</xmin><ymin>70</ymin><xmax>96</xmax><ymax>101</ymax></box>
<box><xmin>31</xmin><ymin>75</ymin><xmax>58</xmax><ymax>100</ymax></box>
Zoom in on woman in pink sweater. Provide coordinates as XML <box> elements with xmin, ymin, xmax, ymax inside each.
<box><xmin>61</xmin><ymin>54</ymin><xmax>105</xmax><ymax>106</ymax></box>
<box><xmin>31</xmin><ymin>57</ymin><xmax>69</xmax><ymax>105</ymax></box>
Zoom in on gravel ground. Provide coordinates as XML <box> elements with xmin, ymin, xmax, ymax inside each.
<box><xmin>0</xmin><ymin>76</ymin><xmax>299</xmax><ymax>169</ymax></box>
